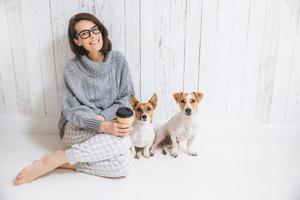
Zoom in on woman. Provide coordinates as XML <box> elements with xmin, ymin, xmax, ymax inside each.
<box><xmin>15</xmin><ymin>13</ymin><xmax>134</xmax><ymax>185</ymax></box>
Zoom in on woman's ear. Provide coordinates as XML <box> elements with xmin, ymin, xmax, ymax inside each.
<box><xmin>74</xmin><ymin>38</ymin><xmax>82</xmax><ymax>46</ymax></box>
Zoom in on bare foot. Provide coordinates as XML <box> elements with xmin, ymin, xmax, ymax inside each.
<box><xmin>15</xmin><ymin>150</ymin><xmax>68</xmax><ymax>185</ymax></box>
<box><xmin>58</xmin><ymin>163</ymin><xmax>76</xmax><ymax>170</ymax></box>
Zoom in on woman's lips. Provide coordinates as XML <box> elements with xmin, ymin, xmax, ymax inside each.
<box><xmin>89</xmin><ymin>39</ymin><xmax>99</xmax><ymax>45</ymax></box>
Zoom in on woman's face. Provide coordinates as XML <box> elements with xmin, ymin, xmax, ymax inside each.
<box><xmin>74</xmin><ymin>20</ymin><xmax>103</xmax><ymax>54</ymax></box>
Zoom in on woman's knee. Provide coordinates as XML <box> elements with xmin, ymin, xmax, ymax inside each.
<box><xmin>103</xmin><ymin>134</ymin><xmax>131</xmax><ymax>154</ymax></box>
<box><xmin>112</xmin><ymin>151</ymin><xmax>133</xmax><ymax>177</ymax></box>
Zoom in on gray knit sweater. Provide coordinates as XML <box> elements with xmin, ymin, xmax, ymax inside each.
<box><xmin>58</xmin><ymin>51</ymin><xmax>134</xmax><ymax>138</ymax></box>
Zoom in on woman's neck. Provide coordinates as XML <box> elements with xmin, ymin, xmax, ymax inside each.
<box><xmin>88</xmin><ymin>51</ymin><xmax>104</xmax><ymax>62</ymax></box>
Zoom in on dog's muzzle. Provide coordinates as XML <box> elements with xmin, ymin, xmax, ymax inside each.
<box><xmin>185</xmin><ymin>108</ymin><xmax>192</xmax><ymax>116</ymax></box>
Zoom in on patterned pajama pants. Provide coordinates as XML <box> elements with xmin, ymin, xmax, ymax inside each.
<box><xmin>62</xmin><ymin>122</ymin><xmax>133</xmax><ymax>177</ymax></box>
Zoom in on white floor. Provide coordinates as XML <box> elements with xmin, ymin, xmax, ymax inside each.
<box><xmin>1</xmin><ymin>126</ymin><xmax>300</xmax><ymax>200</ymax></box>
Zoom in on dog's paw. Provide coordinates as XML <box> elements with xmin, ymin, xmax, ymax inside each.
<box><xmin>135</xmin><ymin>151</ymin><xmax>142</xmax><ymax>159</ymax></box>
<box><xmin>171</xmin><ymin>152</ymin><xmax>178</xmax><ymax>158</ymax></box>
<box><xmin>149</xmin><ymin>149</ymin><xmax>155</xmax><ymax>156</ymax></box>
<box><xmin>143</xmin><ymin>152</ymin><xmax>150</xmax><ymax>158</ymax></box>
<box><xmin>188</xmin><ymin>151</ymin><xmax>197</xmax><ymax>156</ymax></box>
<box><xmin>162</xmin><ymin>149</ymin><xmax>168</xmax><ymax>155</ymax></box>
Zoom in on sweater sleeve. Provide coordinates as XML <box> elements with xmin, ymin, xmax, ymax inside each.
<box><xmin>100</xmin><ymin>58</ymin><xmax>135</xmax><ymax>120</ymax></box>
<box><xmin>61</xmin><ymin>78</ymin><xmax>101</xmax><ymax>133</ymax></box>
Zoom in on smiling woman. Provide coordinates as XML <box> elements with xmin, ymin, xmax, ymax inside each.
<box><xmin>68</xmin><ymin>13</ymin><xmax>111</xmax><ymax>61</ymax></box>
<box><xmin>14</xmin><ymin>13</ymin><xmax>135</xmax><ymax>185</ymax></box>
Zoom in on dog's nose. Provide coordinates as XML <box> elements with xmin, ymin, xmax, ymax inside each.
<box><xmin>185</xmin><ymin>108</ymin><xmax>192</xmax><ymax>116</ymax></box>
<box><xmin>141</xmin><ymin>114</ymin><xmax>147</xmax><ymax>120</ymax></box>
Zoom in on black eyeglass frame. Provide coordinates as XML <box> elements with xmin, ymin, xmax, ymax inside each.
<box><xmin>75</xmin><ymin>25</ymin><xmax>101</xmax><ymax>39</ymax></box>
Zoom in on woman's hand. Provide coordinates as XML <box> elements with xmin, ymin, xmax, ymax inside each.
<box><xmin>96</xmin><ymin>115</ymin><xmax>105</xmax><ymax>121</ymax></box>
<box><xmin>100</xmin><ymin>120</ymin><xmax>133</xmax><ymax>137</ymax></box>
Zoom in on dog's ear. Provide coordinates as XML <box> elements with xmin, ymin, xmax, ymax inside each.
<box><xmin>148</xmin><ymin>93</ymin><xmax>158</xmax><ymax>109</ymax></box>
<box><xmin>173</xmin><ymin>92</ymin><xmax>183</xmax><ymax>103</ymax></box>
<box><xmin>193</xmin><ymin>92</ymin><xmax>204</xmax><ymax>102</ymax></box>
<box><xmin>130</xmin><ymin>95</ymin><xmax>139</xmax><ymax>109</ymax></box>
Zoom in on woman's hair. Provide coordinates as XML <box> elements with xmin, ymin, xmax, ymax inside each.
<box><xmin>68</xmin><ymin>13</ymin><xmax>112</xmax><ymax>57</ymax></box>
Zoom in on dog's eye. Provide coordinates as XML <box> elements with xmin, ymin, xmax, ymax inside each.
<box><xmin>146</xmin><ymin>106</ymin><xmax>151</xmax><ymax>111</ymax></box>
<box><xmin>136</xmin><ymin>108</ymin><xmax>142</xmax><ymax>112</ymax></box>
<box><xmin>190</xmin><ymin>99</ymin><xmax>196</xmax><ymax>103</ymax></box>
<box><xmin>180</xmin><ymin>100</ymin><xmax>186</xmax><ymax>104</ymax></box>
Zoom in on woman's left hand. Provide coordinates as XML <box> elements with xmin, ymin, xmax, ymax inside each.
<box><xmin>96</xmin><ymin>115</ymin><xmax>105</xmax><ymax>121</ymax></box>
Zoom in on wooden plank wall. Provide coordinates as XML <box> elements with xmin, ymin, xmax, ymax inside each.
<box><xmin>0</xmin><ymin>0</ymin><xmax>299</xmax><ymax>125</ymax></box>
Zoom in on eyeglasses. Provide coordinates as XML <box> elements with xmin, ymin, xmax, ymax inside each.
<box><xmin>75</xmin><ymin>25</ymin><xmax>101</xmax><ymax>39</ymax></box>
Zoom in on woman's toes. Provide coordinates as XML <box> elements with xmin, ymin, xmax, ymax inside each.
<box><xmin>16</xmin><ymin>172</ymin><xmax>23</xmax><ymax>179</ymax></box>
<box><xmin>20</xmin><ymin>168</ymin><xmax>26</xmax><ymax>174</ymax></box>
<box><xmin>14</xmin><ymin>178</ymin><xmax>22</xmax><ymax>185</ymax></box>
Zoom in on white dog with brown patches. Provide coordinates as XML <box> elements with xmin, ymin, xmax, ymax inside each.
<box><xmin>150</xmin><ymin>92</ymin><xmax>204</xmax><ymax>158</ymax></box>
<box><xmin>130</xmin><ymin>94</ymin><xmax>158</xmax><ymax>159</ymax></box>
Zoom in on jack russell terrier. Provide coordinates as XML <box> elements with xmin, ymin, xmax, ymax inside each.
<box><xmin>150</xmin><ymin>92</ymin><xmax>204</xmax><ymax>157</ymax></box>
<box><xmin>130</xmin><ymin>94</ymin><xmax>158</xmax><ymax>159</ymax></box>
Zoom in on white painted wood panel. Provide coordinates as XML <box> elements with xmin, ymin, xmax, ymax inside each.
<box><xmin>21</xmin><ymin>0</ymin><xmax>59</xmax><ymax>118</ymax></box>
<box><xmin>0</xmin><ymin>0</ymin><xmax>18</xmax><ymax>115</ymax></box>
<box><xmin>240</xmin><ymin>0</ymin><xmax>267</xmax><ymax>123</ymax></box>
<box><xmin>0</xmin><ymin>0</ymin><xmax>300</xmax><ymax>133</ymax></box>
<box><xmin>21</xmin><ymin>0</ymin><xmax>46</xmax><ymax>117</ymax></box>
<box><xmin>153</xmin><ymin>0</ymin><xmax>171</xmax><ymax>121</ymax></box>
<box><xmin>225</xmin><ymin>0</ymin><xmax>250</xmax><ymax>122</ymax></box>
<box><xmin>285</xmin><ymin>3</ymin><xmax>300</xmax><ymax>123</ymax></box>
<box><xmin>255</xmin><ymin>0</ymin><xmax>281</xmax><ymax>123</ymax></box>
<box><xmin>33</xmin><ymin>0</ymin><xmax>59</xmax><ymax>118</ymax></box>
<box><xmin>210</xmin><ymin>0</ymin><xmax>234</xmax><ymax>121</ymax></box>
<box><xmin>5</xmin><ymin>0</ymin><xmax>32</xmax><ymax>115</ymax></box>
<box><xmin>198</xmin><ymin>0</ymin><xmax>219</xmax><ymax>121</ymax></box>
<box><xmin>183</xmin><ymin>0</ymin><xmax>202</xmax><ymax>93</ymax></box>
<box><xmin>270</xmin><ymin>0</ymin><xmax>300</xmax><ymax>123</ymax></box>
<box><xmin>140</xmin><ymin>0</ymin><xmax>156</xmax><ymax>101</ymax></box>
<box><xmin>78</xmin><ymin>0</ymin><xmax>95</xmax><ymax>14</ymax></box>
<box><xmin>124</xmin><ymin>0</ymin><xmax>141</xmax><ymax>101</ymax></box>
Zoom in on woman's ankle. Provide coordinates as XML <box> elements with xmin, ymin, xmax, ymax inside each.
<box><xmin>48</xmin><ymin>150</ymin><xmax>68</xmax><ymax>168</ymax></box>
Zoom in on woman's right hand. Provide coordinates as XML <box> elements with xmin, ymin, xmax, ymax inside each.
<box><xmin>100</xmin><ymin>120</ymin><xmax>133</xmax><ymax>137</ymax></box>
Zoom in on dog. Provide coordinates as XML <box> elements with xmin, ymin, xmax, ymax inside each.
<box><xmin>150</xmin><ymin>92</ymin><xmax>204</xmax><ymax>157</ymax></box>
<box><xmin>130</xmin><ymin>93</ymin><xmax>158</xmax><ymax>159</ymax></box>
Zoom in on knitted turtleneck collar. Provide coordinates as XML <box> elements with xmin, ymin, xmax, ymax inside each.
<box><xmin>79</xmin><ymin>51</ymin><xmax>114</xmax><ymax>76</ymax></box>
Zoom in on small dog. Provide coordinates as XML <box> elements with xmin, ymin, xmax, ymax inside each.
<box><xmin>150</xmin><ymin>92</ymin><xmax>204</xmax><ymax>157</ymax></box>
<box><xmin>130</xmin><ymin>94</ymin><xmax>158</xmax><ymax>159</ymax></box>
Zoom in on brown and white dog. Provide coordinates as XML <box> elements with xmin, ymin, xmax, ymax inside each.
<box><xmin>130</xmin><ymin>94</ymin><xmax>158</xmax><ymax>159</ymax></box>
<box><xmin>150</xmin><ymin>92</ymin><xmax>204</xmax><ymax>157</ymax></box>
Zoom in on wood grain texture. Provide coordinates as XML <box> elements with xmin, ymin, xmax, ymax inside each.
<box><xmin>5</xmin><ymin>0</ymin><xmax>32</xmax><ymax>115</ymax></box>
<box><xmin>0</xmin><ymin>0</ymin><xmax>299</xmax><ymax>125</ymax></box>
<box><xmin>0</xmin><ymin>0</ymin><xmax>18</xmax><ymax>115</ymax></box>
